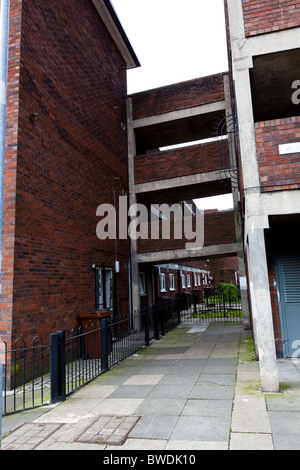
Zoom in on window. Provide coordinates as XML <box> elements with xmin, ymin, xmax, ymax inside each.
<box><xmin>198</xmin><ymin>274</ymin><xmax>201</xmax><ymax>287</ymax></box>
<box><xmin>169</xmin><ymin>273</ymin><xmax>175</xmax><ymax>290</ymax></box>
<box><xmin>187</xmin><ymin>274</ymin><xmax>191</xmax><ymax>287</ymax></box>
<box><xmin>139</xmin><ymin>272</ymin><xmax>146</xmax><ymax>295</ymax></box>
<box><xmin>181</xmin><ymin>274</ymin><xmax>186</xmax><ymax>289</ymax></box>
<box><xmin>194</xmin><ymin>273</ymin><xmax>198</xmax><ymax>287</ymax></box>
<box><xmin>160</xmin><ymin>273</ymin><xmax>166</xmax><ymax>292</ymax></box>
<box><xmin>96</xmin><ymin>267</ymin><xmax>113</xmax><ymax>310</ymax></box>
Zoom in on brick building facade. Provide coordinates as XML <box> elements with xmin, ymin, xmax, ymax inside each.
<box><xmin>225</xmin><ymin>0</ymin><xmax>300</xmax><ymax>391</ymax></box>
<box><xmin>0</xmin><ymin>0</ymin><xmax>139</xmax><ymax>348</ymax></box>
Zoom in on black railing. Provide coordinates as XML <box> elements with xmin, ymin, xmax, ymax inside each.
<box><xmin>0</xmin><ymin>337</ymin><xmax>51</xmax><ymax>416</ymax></box>
<box><xmin>176</xmin><ymin>288</ymin><xmax>242</xmax><ymax>323</ymax></box>
<box><xmin>1</xmin><ymin>290</ymin><xmax>242</xmax><ymax>416</ymax></box>
<box><xmin>51</xmin><ymin>309</ymin><xmax>157</xmax><ymax>401</ymax></box>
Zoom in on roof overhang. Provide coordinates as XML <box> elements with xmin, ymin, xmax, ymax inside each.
<box><xmin>92</xmin><ymin>0</ymin><xmax>140</xmax><ymax>69</ymax></box>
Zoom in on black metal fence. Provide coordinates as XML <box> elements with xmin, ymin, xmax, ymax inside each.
<box><xmin>1</xmin><ymin>289</ymin><xmax>242</xmax><ymax>416</ymax></box>
<box><xmin>0</xmin><ymin>337</ymin><xmax>51</xmax><ymax>416</ymax></box>
<box><xmin>180</xmin><ymin>287</ymin><xmax>243</xmax><ymax>323</ymax></box>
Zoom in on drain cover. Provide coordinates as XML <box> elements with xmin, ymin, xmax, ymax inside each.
<box><xmin>1</xmin><ymin>423</ymin><xmax>63</xmax><ymax>450</ymax></box>
<box><xmin>76</xmin><ymin>416</ymin><xmax>141</xmax><ymax>446</ymax></box>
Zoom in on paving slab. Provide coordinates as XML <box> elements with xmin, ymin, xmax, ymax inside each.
<box><xmin>196</xmin><ymin>373</ymin><xmax>236</xmax><ymax>386</ymax></box>
<box><xmin>181</xmin><ymin>399</ymin><xmax>233</xmax><ymax>417</ymax></box>
<box><xmin>268</xmin><ymin>411</ymin><xmax>300</xmax><ymax>435</ymax></box>
<box><xmin>123</xmin><ymin>375</ymin><xmax>164</xmax><ymax>386</ymax></box>
<box><xmin>135</xmin><ymin>398</ymin><xmax>186</xmax><ymax>416</ymax></box>
<box><xmin>1</xmin><ymin>423</ymin><xmax>63</xmax><ymax>450</ymax></box>
<box><xmin>189</xmin><ymin>383</ymin><xmax>235</xmax><ymax>400</ymax></box>
<box><xmin>74</xmin><ymin>384</ymin><xmax>118</xmax><ymax>399</ymax></box>
<box><xmin>266</xmin><ymin>395</ymin><xmax>300</xmax><ymax>411</ymax></box>
<box><xmin>165</xmin><ymin>440</ymin><xmax>228</xmax><ymax>450</ymax></box>
<box><xmin>170</xmin><ymin>415</ymin><xmax>231</xmax><ymax>442</ymax></box>
<box><xmin>272</xmin><ymin>433</ymin><xmax>300</xmax><ymax>450</ymax></box>
<box><xmin>107</xmin><ymin>385</ymin><xmax>154</xmax><ymax>399</ymax></box>
<box><xmin>147</xmin><ymin>383</ymin><xmax>195</xmax><ymax>399</ymax></box>
<box><xmin>129</xmin><ymin>415</ymin><xmax>179</xmax><ymax>440</ymax></box>
<box><xmin>231</xmin><ymin>395</ymin><xmax>271</xmax><ymax>434</ymax></box>
<box><xmin>159</xmin><ymin>374</ymin><xmax>199</xmax><ymax>386</ymax></box>
<box><xmin>230</xmin><ymin>433</ymin><xmax>274</xmax><ymax>450</ymax></box>
<box><xmin>108</xmin><ymin>438</ymin><xmax>167</xmax><ymax>450</ymax></box>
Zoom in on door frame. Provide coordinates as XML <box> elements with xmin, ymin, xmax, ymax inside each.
<box><xmin>274</xmin><ymin>252</ymin><xmax>300</xmax><ymax>358</ymax></box>
<box><xmin>275</xmin><ymin>254</ymin><xmax>289</xmax><ymax>357</ymax></box>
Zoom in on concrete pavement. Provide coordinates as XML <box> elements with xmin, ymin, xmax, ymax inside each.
<box><xmin>1</xmin><ymin>321</ymin><xmax>300</xmax><ymax>451</ymax></box>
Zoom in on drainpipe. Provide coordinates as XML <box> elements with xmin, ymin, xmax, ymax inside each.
<box><xmin>0</xmin><ymin>0</ymin><xmax>10</xmax><ymax>291</ymax></box>
<box><xmin>0</xmin><ymin>0</ymin><xmax>10</xmax><ymax>446</ymax></box>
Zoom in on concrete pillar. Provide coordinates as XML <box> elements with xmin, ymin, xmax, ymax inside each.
<box><xmin>233</xmin><ymin>69</ymin><xmax>279</xmax><ymax>392</ymax></box>
<box><xmin>223</xmin><ymin>74</ymin><xmax>251</xmax><ymax>329</ymax></box>
<box><xmin>126</xmin><ymin>98</ymin><xmax>141</xmax><ymax>321</ymax></box>
<box><xmin>247</xmin><ymin>227</ymin><xmax>279</xmax><ymax>392</ymax></box>
<box><xmin>232</xmin><ymin>190</ymin><xmax>251</xmax><ymax>330</ymax></box>
<box><xmin>227</xmin><ymin>0</ymin><xmax>279</xmax><ymax>393</ymax></box>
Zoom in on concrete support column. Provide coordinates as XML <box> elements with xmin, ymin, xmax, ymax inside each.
<box><xmin>227</xmin><ymin>0</ymin><xmax>279</xmax><ymax>393</ymax></box>
<box><xmin>233</xmin><ymin>67</ymin><xmax>260</xmax><ymax>193</ymax></box>
<box><xmin>247</xmin><ymin>226</ymin><xmax>279</xmax><ymax>392</ymax></box>
<box><xmin>224</xmin><ymin>74</ymin><xmax>251</xmax><ymax>329</ymax></box>
<box><xmin>127</xmin><ymin>98</ymin><xmax>140</xmax><ymax>320</ymax></box>
<box><xmin>232</xmin><ymin>190</ymin><xmax>251</xmax><ymax>330</ymax></box>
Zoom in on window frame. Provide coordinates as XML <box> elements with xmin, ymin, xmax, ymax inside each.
<box><xmin>169</xmin><ymin>273</ymin><xmax>175</xmax><ymax>291</ymax></box>
<box><xmin>139</xmin><ymin>272</ymin><xmax>146</xmax><ymax>295</ymax></box>
<box><xmin>160</xmin><ymin>273</ymin><xmax>167</xmax><ymax>292</ymax></box>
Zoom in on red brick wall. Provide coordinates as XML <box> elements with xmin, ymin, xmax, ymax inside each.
<box><xmin>137</xmin><ymin>210</ymin><xmax>236</xmax><ymax>254</ymax></box>
<box><xmin>256</xmin><ymin>117</ymin><xmax>300</xmax><ymax>192</ymax></box>
<box><xmin>0</xmin><ymin>0</ymin><xmax>23</xmax><ymax>348</ymax></box>
<box><xmin>1</xmin><ymin>0</ymin><xmax>130</xmax><ymax>345</ymax></box>
<box><xmin>135</xmin><ymin>141</ymin><xmax>226</xmax><ymax>184</ymax></box>
<box><xmin>131</xmin><ymin>73</ymin><xmax>226</xmax><ymax>120</ymax></box>
<box><xmin>209</xmin><ymin>256</ymin><xmax>239</xmax><ymax>286</ymax></box>
<box><xmin>242</xmin><ymin>0</ymin><xmax>300</xmax><ymax>37</ymax></box>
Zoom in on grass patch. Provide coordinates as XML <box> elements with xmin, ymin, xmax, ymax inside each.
<box><xmin>239</xmin><ymin>336</ymin><xmax>256</xmax><ymax>363</ymax></box>
<box><xmin>191</xmin><ymin>311</ymin><xmax>243</xmax><ymax>319</ymax></box>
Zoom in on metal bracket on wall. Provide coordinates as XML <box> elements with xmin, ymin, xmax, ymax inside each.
<box><xmin>215</xmin><ymin>112</ymin><xmax>240</xmax><ymax>191</ymax></box>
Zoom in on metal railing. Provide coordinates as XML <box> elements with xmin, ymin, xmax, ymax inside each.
<box><xmin>179</xmin><ymin>288</ymin><xmax>243</xmax><ymax>323</ymax></box>
<box><xmin>1</xmin><ymin>337</ymin><xmax>51</xmax><ymax>416</ymax></box>
<box><xmin>1</xmin><ymin>290</ymin><xmax>242</xmax><ymax>416</ymax></box>
<box><xmin>50</xmin><ymin>308</ymin><xmax>157</xmax><ymax>402</ymax></box>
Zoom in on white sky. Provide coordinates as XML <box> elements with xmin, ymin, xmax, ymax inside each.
<box><xmin>111</xmin><ymin>0</ymin><xmax>233</xmax><ymax>210</ymax></box>
<box><xmin>111</xmin><ymin>0</ymin><xmax>229</xmax><ymax>93</ymax></box>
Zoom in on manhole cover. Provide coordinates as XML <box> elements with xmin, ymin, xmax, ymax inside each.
<box><xmin>76</xmin><ymin>416</ymin><xmax>141</xmax><ymax>446</ymax></box>
<box><xmin>1</xmin><ymin>423</ymin><xmax>63</xmax><ymax>450</ymax></box>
